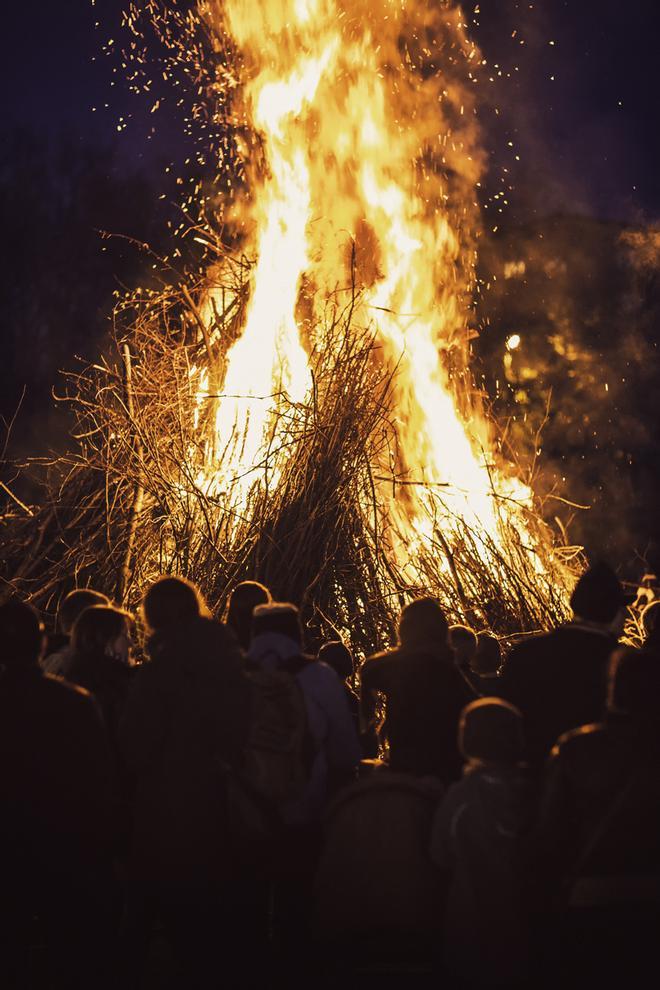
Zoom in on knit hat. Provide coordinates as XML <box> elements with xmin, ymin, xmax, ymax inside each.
<box><xmin>570</xmin><ymin>562</ymin><xmax>624</xmax><ymax>624</ymax></box>
<box><xmin>459</xmin><ymin>698</ymin><xmax>525</xmax><ymax>766</ymax></box>
<box><xmin>251</xmin><ymin>602</ymin><xmax>302</xmax><ymax>646</ymax></box>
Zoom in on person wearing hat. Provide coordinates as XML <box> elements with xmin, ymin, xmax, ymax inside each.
<box><xmin>498</xmin><ymin>562</ymin><xmax>625</xmax><ymax>770</ymax></box>
<box><xmin>430</xmin><ymin>698</ymin><xmax>531</xmax><ymax>986</ymax></box>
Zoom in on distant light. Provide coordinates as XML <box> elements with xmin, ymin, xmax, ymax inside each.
<box><xmin>506</xmin><ymin>334</ymin><xmax>521</xmax><ymax>350</ymax></box>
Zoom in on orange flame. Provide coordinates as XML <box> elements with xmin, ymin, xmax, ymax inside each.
<box><xmin>194</xmin><ymin>0</ymin><xmax>553</xmax><ymax>581</ymax></box>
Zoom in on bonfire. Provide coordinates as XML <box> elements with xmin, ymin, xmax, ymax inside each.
<box><xmin>0</xmin><ymin>1</ymin><xmax>582</xmax><ymax>654</ymax></box>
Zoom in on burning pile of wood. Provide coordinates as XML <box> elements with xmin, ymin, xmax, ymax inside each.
<box><xmin>0</xmin><ymin>252</ymin><xmax>580</xmax><ymax>655</ymax></box>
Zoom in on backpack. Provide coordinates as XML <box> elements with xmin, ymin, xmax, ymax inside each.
<box><xmin>242</xmin><ymin>666</ymin><xmax>312</xmax><ymax>805</ymax></box>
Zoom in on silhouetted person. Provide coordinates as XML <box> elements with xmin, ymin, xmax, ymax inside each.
<box><xmin>465</xmin><ymin>632</ymin><xmax>504</xmax><ymax>696</ymax></box>
<box><xmin>314</xmin><ymin>772</ymin><xmax>444</xmax><ymax>971</ymax></box>
<box><xmin>0</xmin><ymin>599</ymin><xmax>117</xmax><ymax>989</ymax></box>
<box><xmin>248</xmin><ymin>604</ymin><xmax>361</xmax><ymax>821</ymax></box>
<box><xmin>450</xmin><ymin>623</ymin><xmax>478</xmax><ymax>681</ymax></box>
<box><xmin>226</xmin><ymin>579</ymin><xmax>271</xmax><ymax>651</ymax></box>
<box><xmin>499</xmin><ymin>562</ymin><xmax>625</xmax><ymax>769</ymax></box>
<box><xmin>360</xmin><ymin>598</ymin><xmax>475</xmax><ymax>783</ymax></box>
<box><xmin>119</xmin><ymin>577</ymin><xmax>251</xmax><ymax>987</ymax></box>
<box><xmin>430</xmin><ymin>698</ymin><xmax>531</xmax><ymax>987</ymax></box>
<box><xmin>67</xmin><ymin>605</ymin><xmax>132</xmax><ymax>742</ymax></box>
<box><xmin>318</xmin><ymin>639</ymin><xmax>359</xmax><ymax>733</ymax></box>
<box><xmin>248</xmin><ymin>603</ymin><xmax>361</xmax><ymax>970</ymax></box>
<box><xmin>41</xmin><ymin>587</ymin><xmax>109</xmax><ymax>677</ymax></box>
<box><xmin>532</xmin><ymin>648</ymin><xmax>660</xmax><ymax>982</ymax></box>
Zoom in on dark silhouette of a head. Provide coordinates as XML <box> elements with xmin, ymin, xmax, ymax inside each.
<box><xmin>72</xmin><ymin>605</ymin><xmax>131</xmax><ymax>659</ymax></box>
<box><xmin>319</xmin><ymin>640</ymin><xmax>354</xmax><ymax>681</ymax></box>
<box><xmin>398</xmin><ymin>597</ymin><xmax>449</xmax><ymax>653</ymax></box>
<box><xmin>58</xmin><ymin>588</ymin><xmax>110</xmax><ymax>635</ymax></box>
<box><xmin>143</xmin><ymin>576</ymin><xmax>205</xmax><ymax>633</ymax></box>
<box><xmin>226</xmin><ymin>580</ymin><xmax>271</xmax><ymax>650</ymax></box>
<box><xmin>459</xmin><ymin>697</ymin><xmax>524</xmax><ymax>766</ymax></box>
<box><xmin>570</xmin><ymin>562</ymin><xmax>624</xmax><ymax>625</ymax></box>
<box><xmin>474</xmin><ymin>632</ymin><xmax>502</xmax><ymax>675</ymax></box>
<box><xmin>0</xmin><ymin>599</ymin><xmax>44</xmax><ymax>671</ymax></box>
<box><xmin>449</xmin><ymin>624</ymin><xmax>478</xmax><ymax>667</ymax></box>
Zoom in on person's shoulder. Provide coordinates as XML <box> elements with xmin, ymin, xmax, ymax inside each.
<box><xmin>551</xmin><ymin>720</ymin><xmax>607</xmax><ymax>758</ymax></box>
<box><xmin>40</xmin><ymin>672</ymin><xmax>101</xmax><ymax>720</ymax></box>
<box><xmin>509</xmin><ymin>629</ymin><xmax>560</xmax><ymax>655</ymax></box>
<box><xmin>363</xmin><ymin>648</ymin><xmax>400</xmax><ymax>668</ymax></box>
<box><xmin>43</xmin><ymin>671</ymin><xmax>93</xmax><ymax>700</ymax></box>
<box><xmin>361</xmin><ymin>649</ymin><xmax>400</xmax><ymax>684</ymax></box>
<box><xmin>560</xmin><ymin>623</ymin><xmax>616</xmax><ymax>653</ymax></box>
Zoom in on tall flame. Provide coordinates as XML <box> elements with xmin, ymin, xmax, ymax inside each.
<box><xmin>194</xmin><ymin>0</ymin><xmax>547</xmax><ymax>581</ymax></box>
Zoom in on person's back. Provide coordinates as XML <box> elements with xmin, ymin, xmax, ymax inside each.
<box><xmin>249</xmin><ymin>604</ymin><xmax>361</xmax><ymax>823</ymax></box>
<box><xmin>361</xmin><ymin>599</ymin><xmax>474</xmax><ymax>782</ymax></box>
<box><xmin>499</xmin><ymin>562</ymin><xmax>624</xmax><ymax>769</ymax></box>
<box><xmin>314</xmin><ymin>771</ymin><xmax>444</xmax><ymax>962</ymax></box>
<box><xmin>430</xmin><ymin>698</ymin><xmax>531</xmax><ymax>987</ymax></box>
<box><xmin>120</xmin><ymin>578</ymin><xmax>250</xmax><ymax>893</ymax></box>
<box><xmin>0</xmin><ymin>599</ymin><xmax>117</xmax><ymax>988</ymax></box>
<box><xmin>532</xmin><ymin>648</ymin><xmax>660</xmax><ymax>981</ymax></box>
<box><xmin>0</xmin><ymin>599</ymin><xmax>115</xmax><ymax>866</ymax></box>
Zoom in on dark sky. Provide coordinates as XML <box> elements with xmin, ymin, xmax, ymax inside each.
<box><xmin>1</xmin><ymin>0</ymin><xmax>658</xmax><ymax>225</ymax></box>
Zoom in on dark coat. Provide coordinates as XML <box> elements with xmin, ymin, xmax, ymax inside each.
<box><xmin>533</xmin><ymin>715</ymin><xmax>660</xmax><ymax>898</ymax></box>
<box><xmin>360</xmin><ymin>646</ymin><xmax>475</xmax><ymax>783</ymax></box>
<box><xmin>498</xmin><ymin>623</ymin><xmax>617</xmax><ymax>769</ymax></box>
<box><xmin>0</xmin><ymin>667</ymin><xmax>116</xmax><ymax>884</ymax></box>
<box><xmin>67</xmin><ymin>649</ymin><xmax>131</xmax><ymax>742</ymax></box>
<box><xmin>119</xmin><ymin>618</ymin><xmax>251</xmax><ymax>894</ymax></box>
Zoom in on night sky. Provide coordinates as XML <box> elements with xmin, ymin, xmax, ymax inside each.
<box><xmin>2</xmin><ymin>1</ymin><xmax>658</xmax><ymax>223</ymax></box>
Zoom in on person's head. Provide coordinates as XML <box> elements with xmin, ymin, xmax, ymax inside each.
<box><xmin>143</xmin><ymin>576</ymin><xmax>206</xmax><ymax>633</ymax></box>
<box><xmin>71</xmin><ymin>605</ymin><xmax>133</xmax><ymax>665</ymax></box>
<box><xmin>0</xmin><ymin>598</ymin><xmax>44</xmax><ymax>672</ymax></box>
<box><xmin>58</xmin><ymin>589</ymin><xmax>109</xmax><ymax>636</ymax></box>
<box><xmin>570</xmin><ymin>562</ymin><xmax>625</xmax><ymax>628</ymax></box>
<box><xmin>473</xmin><ymin>632</ymin><xmax>502</xmax><ymax>675</ymax></box>
<box><xmin>459</xmin><ymin>697</ymin><xmax>525</xmax><ymax>767</ymax></box>
<box><xmin>449</xmin><ymin>624</ymin><xmax>478</xmax><ymax>668</ymax></box>
<box><xmin>318</xmin><ymin>640</ymin><xmax>354</xmax><ymax>681</ymax></box>
<box><xmin>641</xmin><ymin>599</ymin><xmax>660</xmax><ymax>648</ymax></box>
<box><xmin>226</xmin><ymin>580</ymin><xmax>271</xmax><ymax>650</ymax></box>
<box><xmin>397</xmin><ymin>597</ymin><xmax>449</xmax><ymax>653</ymax></box>
<box><xmin>608</xmin><ymin>647</ymin><xmax>660</xmax><ymax>722</ymax></box>
<box><xmin>251</xmin><ymin>602</ymin><xmax>302</xmax><ymax>648</ymax></box>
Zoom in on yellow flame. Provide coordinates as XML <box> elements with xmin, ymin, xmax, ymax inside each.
<box><xmin>196</xmin><ymin>0</ymin><xmax>548</xmax><ymax>576</ymax></box>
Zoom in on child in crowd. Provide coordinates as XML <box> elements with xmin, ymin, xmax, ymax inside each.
<box><xmin>318</xmin><ymin>639</ymin><xmax>359</xmax><ymax>732</ymax></box>
<box><xmin>430</xmin><ymin>698</ymin><xmax>531</xmax><ymax>987</ymax></box>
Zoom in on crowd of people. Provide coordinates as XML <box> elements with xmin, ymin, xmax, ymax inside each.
<box><xmin>0</xmin><ymin>562</ymin><xmax>659</xmax><ymax>988</ymax></box>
